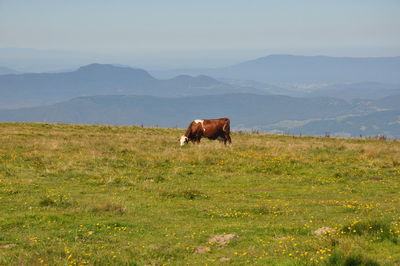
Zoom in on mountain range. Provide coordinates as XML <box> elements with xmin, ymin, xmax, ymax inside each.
<box><xmin>0</xmin><ymin>55</ymin><xmax>399</xmax><ymax>138</ymax></box>
<box><xmin>0</xmin><ymin>63</ymin><xmax>266</xmax><ymax>108</ymax></box>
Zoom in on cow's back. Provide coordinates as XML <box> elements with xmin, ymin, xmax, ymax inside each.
<box><xmin>203</xmin><ymin>118</ymin><xmax>230</xmax><ymax>138</ymax></box>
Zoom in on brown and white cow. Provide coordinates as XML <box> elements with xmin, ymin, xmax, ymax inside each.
<box><xmin>180</xmin><ymin>118</ymin><xmax>232</xmax><ymax>146</ymax></box>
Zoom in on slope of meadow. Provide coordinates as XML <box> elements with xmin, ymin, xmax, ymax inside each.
<box><xmin>0</xmin><ymin>123</ymin><xmax>400</xmax><ymax>265</ymax></box>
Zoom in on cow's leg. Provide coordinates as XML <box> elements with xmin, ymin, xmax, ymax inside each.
<box><xmin>225</xmin><ymin>134</ymin><xmax>232</xmax><ymax>145</ymax></box>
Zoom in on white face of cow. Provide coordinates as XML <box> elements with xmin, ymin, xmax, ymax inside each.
<box><xmin>180</xmin><ymin>135</ymin><xmax>189</xmax><ymax>146</ymax></box>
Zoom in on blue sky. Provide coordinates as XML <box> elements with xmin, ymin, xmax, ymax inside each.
<box><xmin>0</xmin><ymin>0</ymin><xmax>399</xmax><ymax>69</ymax></box>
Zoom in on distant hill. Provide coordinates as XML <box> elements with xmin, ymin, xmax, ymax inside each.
<box><xmin>216</xmin><ymin>78</ymin><xmax>303</xmax><ymax>96</ymax></box>
<box><xmin>152</xmin><ymin>55</ymin><xmax>400</xmax><ymax>84</ymax></box>
<box><xmin>306</xmin><ymin>82</ymin><xmax>400</xmax><ymax>100</ymax></box>
<box><xmin>292</xmin><ymin>110</ymin><xmax>400</xmax><ymax>138</ymax></box>
<box><xmin>0</xmin><ymin>63</ymin><xmax>267</xmax><ymax>109</ymax></box>
<box><xmin>0</xmin><ymin>93</ymin><xmax>354</xmax><ymax>127</ymax></box>
<box><xmin>1</xmin><ymin>93</ymin><xmax>399</xmax><ymax>137</ymax></box>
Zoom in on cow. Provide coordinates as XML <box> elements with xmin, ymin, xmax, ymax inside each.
<box><xmin>179</xmin><ymin>118</ymin><xmax>232</xmax><ymax>146</ymax></box>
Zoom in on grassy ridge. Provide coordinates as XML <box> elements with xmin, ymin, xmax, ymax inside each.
<box><xmin>0</xmin><ymin>122</ymin><xmax>400</xmax><ymax>265</ymax></box>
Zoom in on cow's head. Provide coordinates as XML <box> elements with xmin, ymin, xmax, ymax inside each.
<box><xmin>179</xmin><ymin>135</ymin><xmax>189</xmax><ymax>146</ymax></box>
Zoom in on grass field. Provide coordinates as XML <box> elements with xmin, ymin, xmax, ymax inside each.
<box><xmin>1</xmin><ymin>122</ymin><xmax>400</xmax><ymax>265</ymax></box>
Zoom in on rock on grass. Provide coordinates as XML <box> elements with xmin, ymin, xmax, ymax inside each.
<box><xmin>313</xmin><ymin>227</ymin><xmax>337</xmax><ymax>236</ymax></box>
<box><xmin>208</xmin><ymin>233</ymin><xmax>238</xmax><ymax>245</ymax></box>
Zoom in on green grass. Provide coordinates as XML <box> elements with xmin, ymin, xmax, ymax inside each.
<box><xmin>0</xmin><ymin>122</ymin><xmax>400</xmax><ymax>265</ymax></box>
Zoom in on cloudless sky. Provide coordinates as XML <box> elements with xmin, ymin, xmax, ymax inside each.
<box><xmin>0</xmin><ymin>0</ymin><xmax>399</xmax><ymax>69</ymax></box>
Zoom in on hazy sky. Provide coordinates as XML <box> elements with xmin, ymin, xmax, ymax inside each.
<box><xmin>1</xmin><ymin>0</ymin><xmax>400</xmax><ymax>69</ymax></box>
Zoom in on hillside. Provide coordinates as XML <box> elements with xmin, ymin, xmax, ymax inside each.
<box><xmin>375</xmin><ymin>94</ymin><xmax>400</xmax><ymax>109</ymax></box>
<box><xmin>306</xmin><ymin>82</ymin><xmax>400</xmax><ymax>100</ymax></box>
<box><xmin>0</xmin><ymin>93</ymin><xmax>354</xmax><ymax>127</ymax></box>
<box><xmin>0</xmin><ymin>123</ymin><xmax>399</xmax><ymax>265</ymax></box>
<box><xmin>292</xmin><ymin>110</ymin><xmax>400</xmax><ymax>138</ymax></box>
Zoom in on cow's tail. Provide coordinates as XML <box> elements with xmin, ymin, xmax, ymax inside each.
<box><xmin>223</xmin><ymin>119</ymin><xmax>230</xmax><ymax>133</ymax></box>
